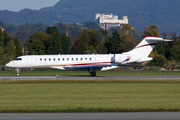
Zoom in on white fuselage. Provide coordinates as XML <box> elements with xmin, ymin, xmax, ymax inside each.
<box><xmin>5</xmin><ymin>54</ymin><xmax>119</xmax><ymax>71</ymax></box>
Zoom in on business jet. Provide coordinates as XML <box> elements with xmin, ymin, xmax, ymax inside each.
<box><xmin>5</xmin><ymin>36</ymin><xmax>171</xmax><ymax>76</ymax></box>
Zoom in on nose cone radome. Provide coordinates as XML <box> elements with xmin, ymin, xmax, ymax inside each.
<box><xmin>5</xmin><ymin>62</ymin><xmax>14</xmax><ymax>68</ymax></box>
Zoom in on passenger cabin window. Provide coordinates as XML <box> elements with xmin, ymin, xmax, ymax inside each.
<box><xmin>67</xmin><ymin>58</ymin><xmax>69</xmax><ymax>61</ymax></box>
<box><xmin>40</xmin><ymin>58</ymin><xmax>42</xmax><ymax>61</ymax></box>
<box><xmin>85</xmin><ymin>58</ymin><xmax>87</xmax><ymax>61</ymax></box>
<box><xmin>81</xmin><ymin>58</ymin><xmax>83</xmax><ymax>61</ymax></box>
<box><xmin>44</xmin><ymin>58</ymin><xmax>46</xmax><ymax>61</ymax></box>
<box><xmin>14</xmin><ymin>58</ymin><xmax>22</xmax><ymax>61</ymax></box>
<box><xmin>63</xmin><ymin>58</ymin><xmax>64</xmax><ymax>61</ymax></box>
<box><xmin>89</xmin><ymin>58</ymin><xmax>92</xmax><ymax>61</ymax></box>
<box><xmin>58</xmin><ymin>58</ymin><xmax>60</xmax><ymax>61</ymax></box>
<box><xmin>72</xmin><ymin>58</ymin><xmax>73</xmax><ymax>61</ymax></box>
<box><xmin>53</xmin><ymin>58</ymin><xmax>56</xmax><ymax>61</ymax></box>
<box><xmin>76</xmin><ymin>58</ymin><xmax>78</xmax><ymax>61</ymax></box>
<box><xmin>49</xmin><ymin>58</ymin><xmax>51</xmax><ymax>61</ymax></box>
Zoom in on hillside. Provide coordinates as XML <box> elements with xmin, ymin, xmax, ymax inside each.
<box><xmin>0</xmin><ymin>0</ymin><xmax>180</xmax><ymax>35</ymax></box>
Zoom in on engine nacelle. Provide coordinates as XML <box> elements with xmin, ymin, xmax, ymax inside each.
<box><xmin>137</xmin><ymin>57</ymin><xmax>153</xmax><ymax>63</ymax></box>
<box><xmin>114</xmin><ymin>54</ymin><xmax>131</xmax><ymax>63</ymax></box>
<box><xmin>121</xmin><ymin>56</ymin><xmax>140</xmax><ymax>64</ymax></box>
<box><xmin>114</xmin><ymin>54</ymin><xmax>153</xmax><ymax>64</ymax></box>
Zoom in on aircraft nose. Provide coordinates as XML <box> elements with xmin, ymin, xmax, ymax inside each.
<box><xmin>5</xmin><ymin>62</ymin><xmax>14</xmax><ymax>68</ymax></box>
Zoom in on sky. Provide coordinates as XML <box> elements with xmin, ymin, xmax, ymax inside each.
<box><xmin>0</xmin><ymin>0</ymin><xmax>60</xmax><ymax>12</ymax></box>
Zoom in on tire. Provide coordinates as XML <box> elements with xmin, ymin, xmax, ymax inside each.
<box><xmin>91</xmin><ymin>72</ymin><xmax>96</xmax><ymax>76</ymax></box>
<box><xmin>17</xmin><ymin>73</ymin><xmax>20</xmax><ymax>76</ymax></box>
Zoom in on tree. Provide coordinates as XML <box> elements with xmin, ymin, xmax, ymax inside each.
<box><xmin>105</xmin><ymin>30</ymin><xmax>123</xmax><ymax>54</ymax></box>
<box><xmin>71</xmin><ymin>32</ymin><xmax>89</xmax><ymax>54</ymax></box>
<box><xmin>0</xmin><ymin>30</ymin><xmax>23</xmax><ymax>66</ymax></box>
<box><xmin>55</xmin><ymin>23</ymin><xmax>66</xmax><ymax>35</ymax></box>
<box><xmin>68</xmin><ymin>23</ymin><xmax>83</xmax><ymax>40</ymax></box>
<box><xmin>154</xmin><ymin>32</ymin><xmax>179</xmax><ymax>61</ymax></box>
<box><xmin>64</xmin><ymin>26</ymin><xmax>71</xmax><ymax>38</ymax></box>
<box><xmin>0</xmin><ymin>30</ymin><xmax>4</xmax><ymax>47</ymax></box>
<box><xmin>171</xmin><ymin>44</ymin><xmax>180</xmax><ymax>62</ymax></box>
<box><xmin>61</xmin><ymin>34</ymin><xmax>71</xmax><ymax>54</ymax></box>
<box><xmin>0</xmin><ymin>46</ymin><xmax>4</xmax><ymax>65</ymax></box>
<box><xmin>28</xmin><ymin>32</ymin><xmax>51</xmax><ymax>55</ymax></box>
<box><xmin>13</xmin><ymin>37</ymin><xmax>22</xmax><ymax>57</ymax></box>
<box><xmin>83</xmin><ymin>21</ymin><xmax>100</xmax><ymax>31</ymax></box>
<box><xmin>88</xmin><ymin>29</ymin><xmax>99</xmax><ymax>53</ymax></box>
<box><xmin>3</xmin><ymin>31</ymin><xmax>11</xmax><ymax>46</ymax></box>
<box><xmin>149</xmin><ymin>54</ymin><xmax>166</xmax><ymax>67</ymax></box>
<box><xmin>96</xmin><ymin>28</ymin><xmax>108</xmax><ymax>54</ymax></box>
<box><xmin>47</xmin><ymin>26</ymin><xmax>58</xmax><ymax>35</ymax></box>
<box><xmin>132</xmin><ymin>28</ymin><xmax>142</xmax><ymax>40</ymax></box>
<box><xmin>45</xmin><ymin>32</ymin><xmax>63</xmax><ymax>54</ymax></box>
<box><xmin>4</xmin><ymin>40</ymin><xmax>16</xmax><ymax>65</ymax></box>
<box><xmin>154</xmin><ymin>42</ymin><xmax>165</xmax><ymax>55</ymax></box>
<box><xmin>143</xmin><ymin>25</ymin><xmax>160</xmax><ymax>37</ymax></box>
<box><xmin>119</xmin><ymin>24</ymin><xmax>136</xmax><ymax>52</ymax></box>
<box><xmin>96</xmin><ymin>28</ymin><xmax>108</xmax><ymax>43</ymax></box>
<box><xmin>71</xmin><ymin>28</ymin><xmax>101</xmax><ymax>54</ymax></box>
<box><xmin>0</xmin><ymin>46</ymin><xmax>4</xmax><ymax>57</ymax></box>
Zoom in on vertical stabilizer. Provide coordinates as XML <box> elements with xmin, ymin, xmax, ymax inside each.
<box><xmin>123</xmin><ymin>37</ymin><xmax>172</xmax><ymax>57</ymax></box>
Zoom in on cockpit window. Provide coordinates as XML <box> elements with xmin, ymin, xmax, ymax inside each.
<box><xmin>14</xmin><ymin>58</ymin><xmax>22</xmax><ymax>61</ymax></box>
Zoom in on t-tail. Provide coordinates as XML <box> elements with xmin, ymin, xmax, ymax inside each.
<box><xmin>114</xmin><ymin>36</ymin><xmax>172</xmax><ymax>64</ymax></box>
<box><xmin>123</xmin><ymin>36</ymin><xmax>172</xmax><ymax>57</ymax></box>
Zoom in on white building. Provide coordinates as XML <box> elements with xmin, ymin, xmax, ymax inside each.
<box><xmin>95</xmin><ymin>13</ymin><xmax>128</xmax><ymax>30</ymax></box>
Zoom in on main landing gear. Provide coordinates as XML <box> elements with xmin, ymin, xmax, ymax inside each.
<box><xmin>90</xmin><ymin>72</ymin><xmax>96</xmax><ymax>76</ymax></box>
<box><xmin>16</xmin><ymin>69</ymin><xmax>20</xmax><ymax>76</ymax></box>
<box><xmin>88</xmin><ymin>68</ymin><xmax>96</xmax><ymax>76</ymax></box>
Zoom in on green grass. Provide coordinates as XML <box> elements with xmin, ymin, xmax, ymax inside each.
<box><xmin>1</xmin><ymin>69</ymin><xmax>180</xmax><ymax>76</ymax></box>
<box><xmin>0</xmin><ymin>80</ymin><xmax>180</xmax><ymax>112</ymax></box>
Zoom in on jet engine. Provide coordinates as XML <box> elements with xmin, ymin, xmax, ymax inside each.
<box><xmin>114</xmin><ymin>54</ymin><xmax>130</xmax><ymax>63</ymax></box>
<box><xmin>114</xmin><ymin>54</ymin><xmax>152</xmax><ymax>64</ymax></box>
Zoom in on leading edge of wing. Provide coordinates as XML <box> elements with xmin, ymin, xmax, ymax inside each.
<box><xmin>65</xmin><ymin>64</ymin><xmax>117</xmax><ymax>69</ymax></box>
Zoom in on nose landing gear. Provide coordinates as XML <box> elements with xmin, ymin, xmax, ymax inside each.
<box><xmin>16</xmin><ymin>69</ymin><xmax>20</xmax><ymax>76</ymax></box>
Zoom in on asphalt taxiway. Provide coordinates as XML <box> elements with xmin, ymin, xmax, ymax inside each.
<box><xmin>1</xmin><ymin>112</ymin><xmax>180</xmax><ymax>120</ymax></box>
<box><xmin>0</xmin><ymin>75</ymin><xmax>180</xmax><ymax>80</ymax></box>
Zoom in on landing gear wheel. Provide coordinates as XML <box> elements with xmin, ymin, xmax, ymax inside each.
<box><xmin>16</xmin><ymin>69</ymin><xmax>20</xmax><ymax>76</ymax></box>
<box><xmin>91</xmin><ymin>72</ymin><xmax>96</xmax><ymax>76</ymax></box>
<box><xmin>17</xmin><ymin>73</ymin><xmax>20</xmax><ymax>76</ymax></box>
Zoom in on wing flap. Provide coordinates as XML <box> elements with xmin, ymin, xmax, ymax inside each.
<box><xmin>66</xmin><ymin>64</ymin><xmax>117</xmax><ymax>69</ymax></box>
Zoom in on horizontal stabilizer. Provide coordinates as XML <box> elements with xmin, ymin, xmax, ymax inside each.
<box><xmin>145</xmin><ymin>37</ymin><xmax>172</xmax><ymax>42</ymax></box>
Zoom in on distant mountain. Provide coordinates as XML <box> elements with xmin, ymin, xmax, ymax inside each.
<box><xmin>0</xmin><ymin>0</ymin><xmax>180</xmax><ymax>35</ymax></box>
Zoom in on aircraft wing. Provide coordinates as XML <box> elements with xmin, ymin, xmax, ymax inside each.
<box><xmin>65</xmin><ymin>64</ymin><xmax>117</xmax><ymax>69</ymax></box>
